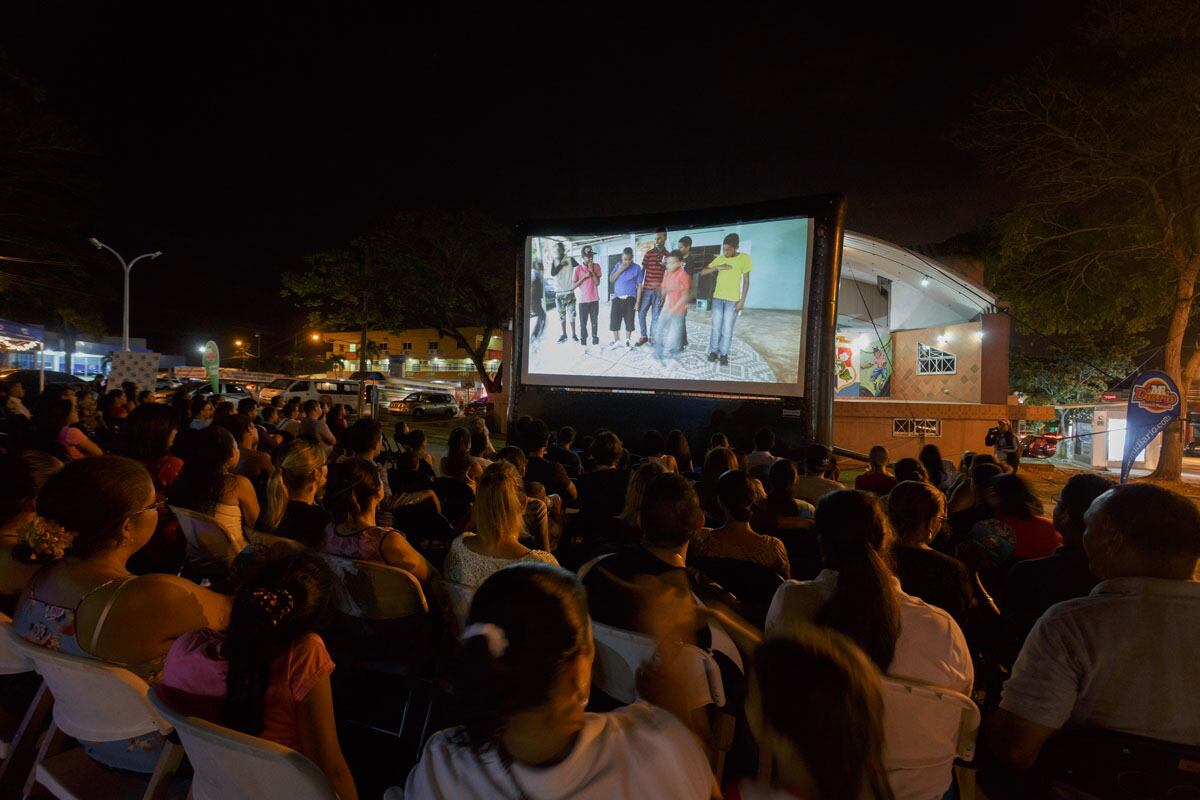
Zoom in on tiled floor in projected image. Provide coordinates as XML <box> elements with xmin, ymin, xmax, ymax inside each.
<box><xmin>529</xmin><ymin>306</ymin><xmax>804</xmax><ymax>385</ymax></box>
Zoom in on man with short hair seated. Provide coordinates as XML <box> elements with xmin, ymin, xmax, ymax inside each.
<box><xmin>991</xmin><ymin>483</ymin><xmax>1200</xmax><ymax>772</ymax></box>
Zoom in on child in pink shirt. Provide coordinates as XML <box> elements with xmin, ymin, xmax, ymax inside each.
<box><xmin>653</xmin><ymin>250</ymin><xmax>692</xmax><ymax>362</ymax></box>
<box><xmin>572</xmin><ymin>246</ymin><xmax>603</xmax><ymax>351</ymax></box>
<box><xmin>158</xmin><ymin>554</ymin><xmax>359</xmax><ymax>800</ymax></box>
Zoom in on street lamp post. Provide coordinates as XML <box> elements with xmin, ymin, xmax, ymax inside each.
<box><xmin>88</xmin><ymin>238</ymin><xmax>162</xmax><ymax>351</ymax></box>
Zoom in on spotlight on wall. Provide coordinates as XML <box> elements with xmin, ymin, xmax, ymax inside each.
<box><xmin>975</xmin><ymin>330</ymin><xmax>985</xmax><ymax>342</ymax></box>
<box><xmin>853</xmin><ymin>333</ymin><xmax>870</xmax><ymax>349</ymax></box>
<box><xmin>920</xmin><ymin>277</ymin><xmax>930</xmax><ymax>287</ymax></box>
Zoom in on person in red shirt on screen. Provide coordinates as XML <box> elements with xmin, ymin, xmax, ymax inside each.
<box><xmin>652</xmin><ymin>250</ymin><xmax>691</xmax><ymax>364</ymax></box>
<box><xmin>635</xmin><ymin>227</ymin><xmax>669</xmax><ymax>346</ymax></box>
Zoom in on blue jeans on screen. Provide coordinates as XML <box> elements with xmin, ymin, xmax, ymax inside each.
<box><xmin>638</xmin><ymin>289</ymin><xmax>663</xmax><ymax>338</ymax></box>
<box><xmin>708</xmin><ymin>298</ymin><xmax>739</xmax><ymax>356</ymax></box>
<box><xmin>653</xmin><ymin>311</ymin><xmax>685</xmax><ymax>360</ymax></box>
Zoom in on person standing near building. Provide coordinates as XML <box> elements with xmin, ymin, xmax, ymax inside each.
<box><xmin>549</xmin><ymin>242</ymin><xmax>578</xmax><ymax>344</ymax></box>
<box><xmin>677</xmin><ymin>235</ymin><xmax>702</xmax><ymax>349</ymax></box>
<box><xmin>701</xmin><ymin>232</ymin><xmax>752</xmax><ymax>366</ymax></box>
<box><xmin>652</xmin><ymin>250</ymin><xmax>691</xmax><ymax>364</ymax></box>
<box><xmin>530</xmin><ymin>258</ymin><xmax>546</xmax><ymax>341</ymax></box>
<box><xmin>607</xmin><ymin>247</ymin><xmax>642</xmax><ymax>350</ymax></box>
<box><xmin>572</xmin><ymin>246</ymin><xmax>602</xmax><ymax>354</ymax></box>
<box><xmin>635</xmin><ymin>227</ymin><xmax>669</xmax><ymax>347</ymax></box>
<box><xmin>986</xmin><ymin>419</ymin><xmax>1021</xmax><ymax>472</ymax></box>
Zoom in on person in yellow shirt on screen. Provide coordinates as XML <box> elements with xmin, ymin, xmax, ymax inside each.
<box><xmin>700</xmin><ymin>232</ymin><xmax>751</xmax><ymax>366</ymax></box>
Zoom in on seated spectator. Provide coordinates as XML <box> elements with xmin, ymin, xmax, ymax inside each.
<box><xmin>966</xmin><ymin>472</ymin><xmax>1059</xmax><ymax>567</ymax></box>
<box><xmin>1002</xmin><ymin>473</ymin><xmax>1114</xmax><ymax>653</ymax></box>
<box><xmin>402</xmin><ymin>563</ymin><xmax>714</xmax><ymax>799</ymax></box>
<box><xmin>0</xmin><ymin>452</ymin><xmax>61</xmax><ymax>608</ymax></box>
<box><xmin>947</xmin><ymin>454</ymin><xmax>1001</xmax><ymax>515</ymax></box>
<box><xmin>406</xmin><ymin>428</ymin><xmax>436</xmax><ymax>479</ymax></box>
<box><xmin>261</xmin><ymin>438</ymin><xmax>331</xmax><ymax>548</ymax></box>
<box><xmin>991</xmin><ymin>484</ymin><xmax>1200</xmax><ymax>771</ymax></box>
<box><xmin>546</xmin><ymin>425</ymin><xmax>583</xmax><ymax>476</ymax></box>
<box><xmin>169</xmin><ymin>426</ymin><xmax>260</xmax><ymax>542</ymax></box>
<box><xmin>919</xmin><ymin>444</ymin><xmax>956</xmax><ymax>494</ymax></box>
<box><xmin>694</xmin><ymin>469</ymin><xmax>790</xmax><ymax>578</ymax></box>
<box><xmin>212</xmin><ymin>400</ymin><xmax>236</xmax><ymax>426</ymax></box>
<box><xmin>466</xmin><ymin>416</ymin><xmax>497</xmax><ymax>460</ymax></box>
<box><xmin>523</xmin><ymin>420</ymin><xmax>577</xmax><ymax>502</ymax></box>
<box><xmin>391</xmin><ymin>448</ymin><xmax>436</xmax><ymax>497</ymax></box>
<box><xmin>437</xmin><ymin>450</ymin><xmax>479</xmax><ymax>528</ymax></box>
<box><xmin>326</xmin><ymin>403</ymin><xmax>348</xmax><ymax>436</ymax></box>
<box><xmin>341</xmin><ymin>418</ymin><xmax>391</xmax><ymax>492</ymax></box>
<box><xmin>38</xmin><ymin>399</ymin><xmax>102</xmax><ymax>461</ymax></box>
<box><xmin>215</xmin><ymin>412</ymin><xmax>273</xmax><ymax>482</ymax></box>
<box><xmin>577</xmin><ymin>431</ymin><xmax>629</xmax><ymax>522</ymax></box>
<box><xmin>75</xmin><ymin>390</ymin><xmax>110</xmax><ymax>451</ymax></box>
<box><xmin>608</xmin><ymin>460</ymin><xmax>667</xmax><ymax>548</ymax></box>
<box><xmin>793</xmin><ymin>444</ymin><xmax>844</xmax><ymax>505</ymax></box>
<box><xmin>745</xmin><ymin>427</ymin><xmax>781</xmax><ymax>475</ymax></box>
<box><xmin>855</xmin><ymin>445</ymin><xmax>897</xmax><ymax>496</ymax></box>
<box><xmin>709</xmin><ymin>432</ymin><xmax>730</xmax><ymax>450</ymax></box>
<box><xmin>320</xmin><ymin>458</ymin><xmax>431</xmax><ymax>581</ymax></box>
<box><xmin>738</xmin><ymin>631</ymin><xmax>893</xmax><ymax>800</ymax></box>
<box><xmin>277</xmin><ymin>401</ymin><xmax>303</xmax><ymax>437</ymax></box>
<box><xmin>752</xmin><ymin>459</ymin><xmax>815</xmax><ymax>530</ymax></box>
<box><xmin>887</xmin><ymin>480</ymin><xmax>972</xmax><ymax>624</ymax></box>
<box><xmin>441</xmin><ymin>426</ymin><xmax>484</xmax><ymax>485</ymax></box>
<box><xmin>892</xmin><ymin>457</ymin><xmax>928</xmax><ymax>485</ymax></box>
<box><xmin>12</xmin><ymin>456</ymin><xmax>230</xmax><ymax>773</ymax></box>
<box><xmin>99</xmin><ymin>388</ymin><xmax>130</xmax><ymax>429</ymax></box>
<box><xmin>1</xmin><ymin>379</ymin><xmax>31</xmax><ymax>419</ymax></box>
<box><xmin>640</xmin><ymin>429</ymin><xmax>678</xmax><ymax>473</ymax></box>
<box><xmin>468</xmin><ymin>431</ymin><xmax>493</xmax><ymax>471</ymax></box>
<box><xmin>947</xmin><ymin>461</ymin><xmax>1004</xmax><ymax>540</ymax></box>
<box><xmin>767</xmin><ymin>489</ymin><xmax>972</xmax><ymax>694</ymax></box>
<box><xmin>299</xmin><ymin>399</ymin><xmax>337</xmax><ymax>455</ymax></box>
<box><xmin>189</xmin><ymin>394</ymin><xmax>214</xmax><ymax>429</ymax></box>
<box><xmin>698</xmin><ymin>446</ymin><xmax>739</xmax><ymax>524</ymax></box>
<box><xmin>159</xmin><ymin>553</ymin><xmax>357</xmax><ymax>800</ymax></box>
<box><xmin>665</xmin><ymin>429</ymin><xmax>694</xmax><ymax>474</ymax></box>
<box><xmin>494</xmin><ymin>446</ymin><xmax>555</xmax><ymax>551</ymax></box>
<box><xmin>444</xmin><ymin>462</ymin><xmax>557</xmax><ymax>589</ymax></box>
<box><xmin>119</xmin><ymin>402</ymin><xmax>184</xmax><ymax>492</ymax></box>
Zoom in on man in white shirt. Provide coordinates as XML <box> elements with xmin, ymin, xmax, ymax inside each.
<box><xmin>991</xmin><ymin>483</ymin><xmax>1200</xmax><ymax>771</ymax></box>
<box><xmin>745</xmin><ymin>427</ymin><xmax>781</xmax><ymax>475</ymax></box>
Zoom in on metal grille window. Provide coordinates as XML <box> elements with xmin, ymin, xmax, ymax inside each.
<box><xmin>893</xmin><ymin>418</ymin><xmax>941</xmax><ymax>437</ymax></box>
<box><xmin>917</xmin><ymin>343</ymin><xmax>956</xmax><ymax>375</ymax></box>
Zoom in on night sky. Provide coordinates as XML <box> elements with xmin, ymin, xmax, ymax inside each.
<box><xmin>1</xmin><ymin>3</ymin><xmax>1078</xmax><ymax>357</ymax></box>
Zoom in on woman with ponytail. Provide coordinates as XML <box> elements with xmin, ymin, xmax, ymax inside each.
<box><xmin>168</xmin><ymin>426</ymin><xmax>259</xmax><ymax>543</ymax></box>
<box><xmin>319</xmin><ymin>458</ymin><xmax>431</xmax><ymax>582</ymax></box>
<box><xmin>766</xmin><ymin>489</ymin><xmax>972</xmax><ymax>691</ymax></box>
<box><xmin>401</xmin><ymin>563</ymin><xmax>714</xmax><ymax>799</ymax></box>
<box><xmin>694</xmin><ymin>469</ymin><xmax>790</xmax><ymax>578</ymax></box>
<box><xmin>159</xmin><ymin>553</ymin><xmax>356</xmax><ymax>800</ymax></box>
<box><xmin>262</xmin><ymin>438</ymin><xmax>330</xmax><ymax>547</ymax></box>
<box><xmin>12</xmin><ymin>455</ymin><xmax>230</xmax><ymax>772</ymax></box>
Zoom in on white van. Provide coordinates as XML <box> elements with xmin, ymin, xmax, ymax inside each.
<box><xmin>259</xmin><ymin>378</ymin><xmax>362</xmax><ymax>405</ymax></box>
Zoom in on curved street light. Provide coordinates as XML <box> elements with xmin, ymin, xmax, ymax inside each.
<box><xmin>88</xmin><ymin>237</ymin><xmax>162</xmax><ymax>351</ymax></box>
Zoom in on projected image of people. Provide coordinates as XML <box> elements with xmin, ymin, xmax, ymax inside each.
<box><xmin>525</xmin><ymin>217</ymin><xmax>811</xmax><ymax>391</ymax></box>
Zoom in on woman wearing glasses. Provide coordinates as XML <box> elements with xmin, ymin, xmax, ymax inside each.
<box><xmin>11</xmin><ymin>455</ymin><xmax>231</xmax><ymax>773</ymax></box>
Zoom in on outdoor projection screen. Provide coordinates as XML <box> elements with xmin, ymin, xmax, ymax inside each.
<box><xmin>520</xmin><ymin>215</ymin><xmax>814</xmax><ymax>397</ymax></box>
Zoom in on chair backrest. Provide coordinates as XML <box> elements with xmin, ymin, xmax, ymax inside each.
<box><xmin>692</xmin><ymin>557</ymin><xmax>784</xmax><ymax>630</ymax></box>
<box><xmin>149</xmin><ymin>690</ymin><xmax>336</xmax><ymax>800</ymax></box>
<box><xmin>246</xmin><ymin>529</ymin><xmax>306</xmax><ymax>554</ymax></box>
<box><xmin>1034</xmin><ymin>727</ymin><xmax>1200</xmax><ymax>799</ymax></box>
<box><xmin>9</xmin><ymin>631</ymin><xmax>170</xmax><ymax>742</ymax></box>
<box><xmin>880</xmin><ymin>676</ymin><xmax>980</xmax><ymax>800</ymax></box>
<box><xmin>0</xmin><ymin>614</ymin><xmax>33</xmax><ymax>675</ymax></box>
<box><xmin>319</xmin><ymin>553</ymin><xmax>428</xmax><ymax>619</ymax></box>
<box><xmin>170</xmin><ymin>505</ymin><xmax>242</xmax><ymax>580</ymax></box>
<box><xmin>430</xmin><ymin>579</ymin><xmax>475</xmax><ymax>638</ymax></box>
<box><xmin>590</xmin><ymin>621</ymin><xmax>724</xmax><ymax>710</ymax></box>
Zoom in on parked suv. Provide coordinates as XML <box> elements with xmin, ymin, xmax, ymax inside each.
<box><xmin>388</xmin><ymin>391</ymin><xmax>458</xmax><ymax>418</ymax></box>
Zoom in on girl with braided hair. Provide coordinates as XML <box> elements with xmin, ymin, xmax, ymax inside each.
<box><xmin>159</xmin><ymin>552</ymin><xmax>357</xmax><ymax>800</ymax></box>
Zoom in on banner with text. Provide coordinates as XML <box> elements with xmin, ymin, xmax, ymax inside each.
<box><xmin>1121</xmin><ymin>370</ymin><xmax>1181</xmax><ymax>483</ymax></box>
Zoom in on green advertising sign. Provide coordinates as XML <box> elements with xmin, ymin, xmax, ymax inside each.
<box><xmin>202</xmin><ymin>340</ymin><xmax>220</xmax><ymax>394</ymax></box>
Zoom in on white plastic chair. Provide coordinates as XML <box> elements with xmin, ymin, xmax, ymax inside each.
<box><xmin>0</xmin><ymin>616</ymin><xmax>52</xmax><ymax>794</ymax></box>
<box><xmin>246</xmin><ymin>529</ymin><xmax>307</xmax><ymax>553</ymax></box>
<box><xmin>590</xmin><ymin>621</ymin><xmax>657</xmax><ymax>705</ymax></box>
<box><xmin>319</xmin><ymin>553</ymin><xmax>428</xmax><ymax>620</ymax></box>
<box><xmin>880</xmin><ymin>676</ymin><xmax>981</xmax><ymax>800</ymax></box>
<box><xmin>149</xmin><ymin>690</ymin><xmax>335</xmax><ymax>800</ymax></box>
<box><xmin>9</xmin><ymin>635</ymin><xmax>182</xmax><ymax>800</ymax></box>
<box><xmin>170</xmin><ymin>505</ymin><xmax>244</xmax><ymax>582</ymax></box>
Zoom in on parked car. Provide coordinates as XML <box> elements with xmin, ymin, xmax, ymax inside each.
<box><xmin>1184</xmin><ymin>440</ymin><xmax>1200</xmax><ymax>458</ymax></box>
<box><xmin>388</xmin><ymin>391</ymin><xmax>459</xmax><ymax>418</ymax></box>
<box><xmin>1021</xmin><ymin>434</ymin><xmax>1062</xmax><ymax>459</ymax></box>
<box><xmin>463</xmin><ymin>398</ymin><xmax>494</xmax><ymax>417</ymax></box>
<box><xmin>259</xmin><ymin>378</ymin><xmax>362</xmax><ymax>405</ymax></box>
<box><xmin>157</xmin><ymin>381</ymin><xmax>254</xmax><ymax>405</ymax></box>
<box><xmin>0</xmin><ymin>369</ymin><xmax>87</xmax><ymax>401</ymax></box>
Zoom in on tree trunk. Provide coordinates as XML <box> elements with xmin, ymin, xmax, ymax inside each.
<box><xmin>1151</xmin><ymin>261</ymin><xmax>1200</xmax><ymax>480</ymax></box>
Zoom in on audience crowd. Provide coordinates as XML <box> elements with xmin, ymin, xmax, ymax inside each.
<box><xmin>0</xmin><ymin>379</ymin><xmax>1196</xmax><ymax>799</ymax></box>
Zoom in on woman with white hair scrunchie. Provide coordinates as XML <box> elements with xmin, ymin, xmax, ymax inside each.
<box><xmin>397</xmin><ymin>563</ymin><xmax>716</xmax><ymax>799</ymax></box>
